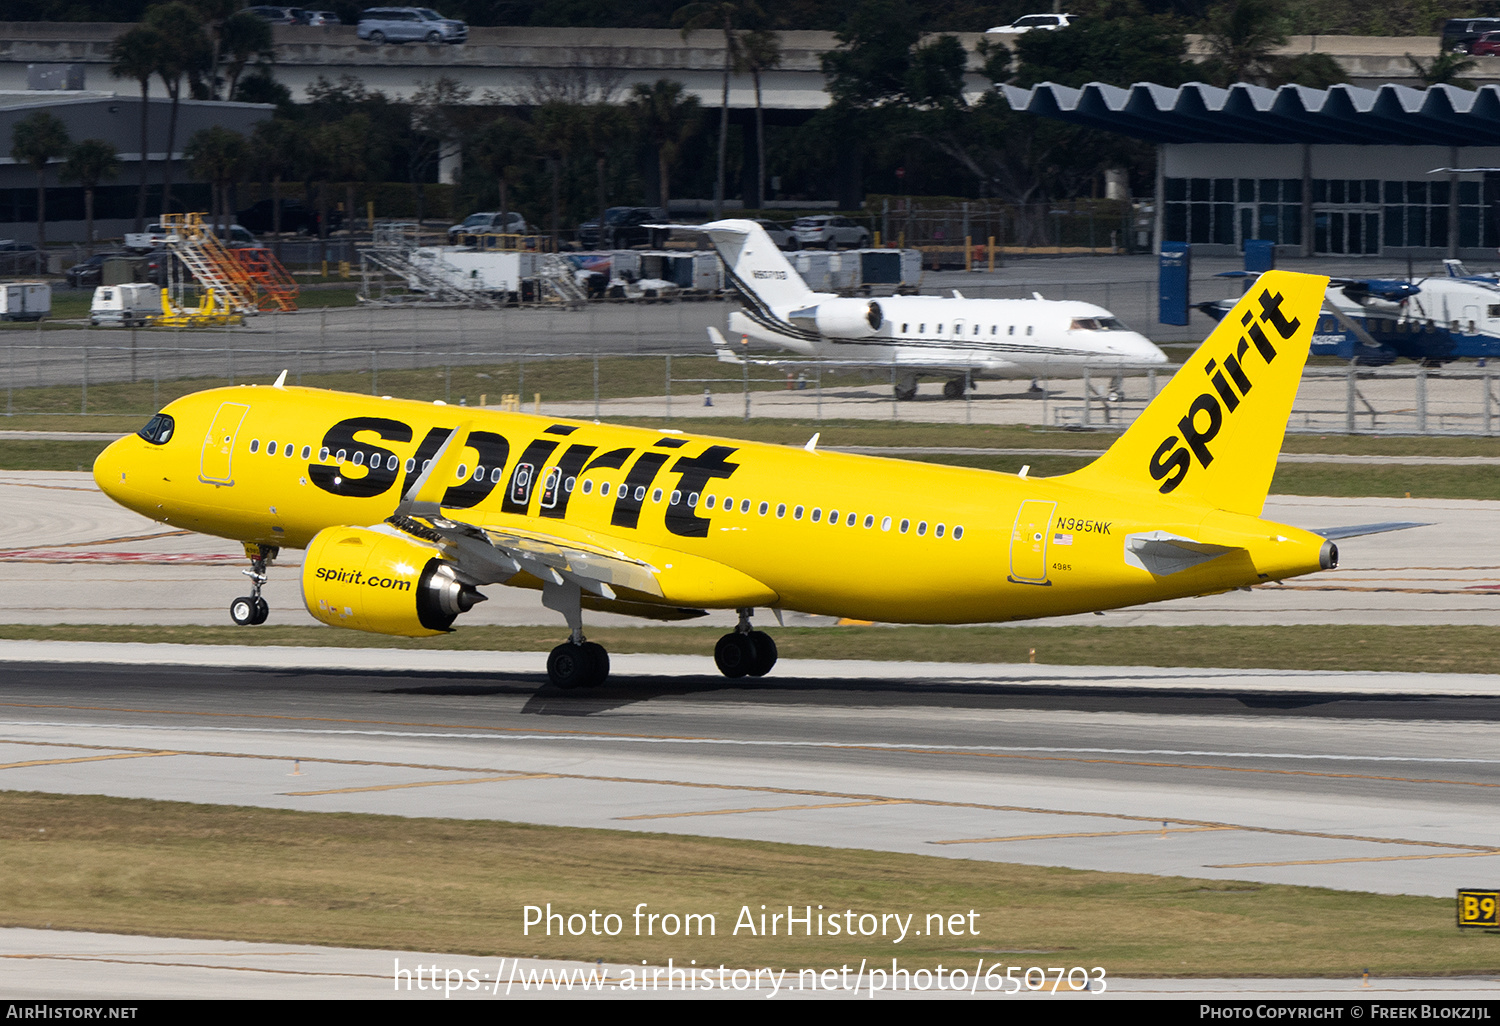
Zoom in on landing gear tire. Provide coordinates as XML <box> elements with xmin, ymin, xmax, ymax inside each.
<box><xmin>369</xmin><ymin>30</ymin><xmax>386</xmax><ymax>43</ymax></box>
<box><xmin>893</xmin><ymin>383</ymin><xmax>918</xmax><ymax>401</ymax></box>
<box><xmin>230</xmin><ymin>597</ymin><xmax>258</xmax><ymax>626</ymax></box>
<box><xmin>745</xmin><ymin>630</ymin><xmax>777</xmax><ymax>677</ymax></box>
<box><xmin>714</xmin><ymin>632</ymin><xmax>757</xmax><ymax>678</ymax></box>
<box><xmin>942</xmin><ymin>378</ymin><xmax>965</xmax><ymax>400</ymax></box>
<box><xmin>582</xmin><ymin>641</ymin><xmax>610</xmax><ymax>686</ymax></box>
<box><xmin>548</xmin><ymin>642</ymin><xmax>600</xmax><ymax>689</ymax></box>
<box><xmin>251</xmin><ymin>597</ymin><xmax>269</xmax><ymax>625</ymax></box>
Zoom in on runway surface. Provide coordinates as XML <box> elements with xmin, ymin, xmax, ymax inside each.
<box><xmin>1</xmin><ymin>646</ymin><xmax>1496</xmax><ymax>898</ymax></box>
<box><xmin>1</xmin><ymin>470</ymin><xmax>1495</xmax><ymax>627</ymax></box>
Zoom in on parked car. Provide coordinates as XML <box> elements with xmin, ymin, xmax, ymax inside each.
<box><xmin>791</xmin><ymin>215</ymin><xmax>870</xmax><ymax>250</ymax></box>
<box><xmin>142</xmin><ymin>248</ymin><xmax>183</xmax><ymax>287</ymax></box>
<box><xmin>357</xmin><ymin>7</ymin><xmax>468</xmax><ymax>44</ymax></box>
<box><xmin>1471</xmin><ymin>31</ymin><xmax>1500</xmax><ymax>56</ymax></box>
<box><xmin>750</xmin><ymin>218</ymin><xmax>796</xmax><ymax>249</ymax></box>
<box><xmin>245</xmin><ymin>6</ymin><xmax>311</xmax><ymax>24</ymax></box>
<box><xmin>65</xmin><ymin>253</ymin><xmax>112</xmax><ymax>289</ymax></box>
<box><xmin>236</xmin><ymin>199</ymin><xmax>340</xmax><ymax>235</ymax></box>
<box><xmin>448</xmin><ymin>211</ymin><xmax>531</xmax><ymax>243</ymax></box>
<box><xmin>986</xmin><ymin>13</ymin><xmax>1074</xmax><ymax>33</ymax></box>
<box><xmin>0</xmin><ymin>241</ymin><xmax>42</xmax><ymax>275</ymax></box>
<box><xmin>1443</xmin><ymin>18</ymin><xmax>1500</xmax><ymax>52</ymax></box>
<box><xmin>577</xmin><ymin>207</ymin><xmax>670</xmax><ymax>249</ymax></box>
<box><xmin>304</xmin><ymin>10</ymin><xmax>342</xmax><ymax>24</ymax></box>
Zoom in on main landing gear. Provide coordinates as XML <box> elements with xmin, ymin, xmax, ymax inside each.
<box><xmin>542</xmin><ymin>577</ymin><xmax>610</xmax><ymax>689</ymax></box>
<box><xmin>713</xmin><ymin>608</ymin><xmax>778</xmax><ymax>679</ymax></box>
<box><xmin>230</xmin><ymin>543</ymin><xmax>277</xmax><ymax>626</ymax></box>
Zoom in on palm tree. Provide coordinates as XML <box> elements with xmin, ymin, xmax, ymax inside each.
<box><xmin>250</xmin><ymin>118</ymin><xmax>302</xmax><ymax>253</ymax></box>
<box><xmin>470</xmin><ymin>115</ymin><xmax>529</xmax><ymax>236</ymax></box>
<box><xmin>220</xmin><ymin>9</ymin><xmax>275</xmax><ymax>101</ymax></box>
<box><xmin>674</xmin><ymin>0</ymin><xmax>764</xmax><ymax>217</ymax></box>
<box><xmin>323</xmin><ymin>114</ymin><xmax>374</xmax><ymax>238</ymax></box>
<box><xmin>146</xmin><ymin>2</ymin><xmax>214</xmax><ymax>217</ymax></box>
<box><xmin>11</xmin><ymin>112</ymin><xmax>71</xmax><ymax>261</ymax></box>
<box><xmin>185</xmin><ymin>125</ymin><xmax>248</xmax><ymax>236</ymax></box>
<box><xmin>60</xmin><ymin>139</ymin><xmax>120</xmax><ymax>255</ymax></box>
<box><xmin>1408</xmin><ymin>52</ymin><xmax>1477</xmax><ymax>87</ymax></box>
<box><xmin>628</xmin><ymin>80</ymin><xmax>702</xmax><ymax>211</ymax></box>
<box><xmin>109</xmin><ymin>23</ymin><xmax>164</xmax><ymax>232</ymax></box>
<box><xmin>735</xmin><ymin>28</ymin><xmax>781</xmax><ymax>210</ymax></box>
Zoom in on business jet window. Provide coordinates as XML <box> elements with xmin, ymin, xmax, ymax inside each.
<box><xmin>901</xmin><ymin>323</ymin><xmax>909</xmax><ymax>332</ymax></box>
<box><xmin>1026</xmin><ymin>326</ymin><xmax>1033</xmax><ymax>335</ymax></box>
<box><xmin>137</xmin><ymin>413</ymin><xmax>175</xmax><ymax>445</ymax></box>
<box><xmin>1490</xmin><ymin>305</ymin><xmax>1500</xmax><ymax>318</ymax></box>
<box><xmin>248</xmin><ymin>439</ymin><xmax>260</xmax><ymax>454</ymax></box>
<box><xmin>1008</xmin><ymin>326</ymin><xmax>1015</xmax><ymax>335</ymax></box>
<box><xmin>1096</xmin><ymin>317</ymin><xmax>1127</xmax><ymax>330</ymax></box>
<box><xmin>1069</xmin><ymin>318</ymin><xmax>1100</xmax><ymax>331</ymax></box>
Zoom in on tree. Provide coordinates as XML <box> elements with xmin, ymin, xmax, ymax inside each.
<box><xmin>674</xmin><ymin>0</ymin><xmax>765</xmax><ymax>217</ymax></box>
<box><xmin>322</xmin><ymin>114</ymin><xmax>376</xmax><ymax>237</ymax></box>
<box><xmin>184</xmin><ymin>125</ymin><xmax>248</xmax><ymax>236</ymax></box>
<box><xmin>11</xmin><ymin>112</ymin><xmax>71</xmax><ymax>259</ymax></box>
<box><xmin>1012</xmin><ymin>2</ymin><xmax>1193</xmax><ymax>88</ymax></box>
<box><xmin>409</xmin><ymin>76</ymin><xmax>476</xmax><ymax>225</ymax></box>
<box><xmin>220</xmin><ymin>10</ymin><xmax>275</xmax><ymax>101</ymax></box>
<box><xmin>734</xmin><ymin>28</ymin><xmax>781</xmax><ymax>209</ymax></box>
<box><xmin>1197</xmin><ymin>0</ymin><xmax>1287</xmax><ymax>86</ymax></box>
<box><xmin>1408</xmin><ymin>51</ymin><xmax>1477</xmax><ymax>88</ymax></box>
<box><xmin>60</xmin><ymin>139</ymin><xmax>120</xmax><ymax>255</ymax></box>
<box><xmin>145</xmin><ymin>2</ymin><xmax>214</xmax><ymax>217</ymax></box>
<box><xmin>628</xmin><ymin>79</ymin><xmax>702</xmax><ymax>210</ymax></box>
<box><xmin>250</xmin><ymin>118</ymin><xmax>303</xmax><ymax>248</ymax></box>
<box><xmin>469</xmin><ymin>114</ymin><xmax>531</xmax><ymax>235</ymax></box>
<box><xmin>109</xmin><ymin>22</ymin><xmax>164</xmax><ymax>232</ymax></box>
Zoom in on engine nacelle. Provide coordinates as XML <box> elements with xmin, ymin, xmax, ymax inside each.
<box><xmin>302</xmin><ymin>525</ymin><xmax>484</xmax><ymax>637</ymax></box>
<box><xmin>789</xmin><ymin>299</ymin><xmax>883</xmax><ymax>338</ymax></box>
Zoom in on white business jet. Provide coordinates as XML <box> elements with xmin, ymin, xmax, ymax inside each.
<box><xmin>685</xmin><ymin>218</ymin><xmax>1167</xmax><ymax>400</ymax></box>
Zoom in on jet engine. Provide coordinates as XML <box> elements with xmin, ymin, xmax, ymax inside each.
<box><xmin>302</xmin><ymin>525</ymin><xmax>485</xmax><ymax>637</ymax></box>
<box><xmin>788</xmin><ymin>299</ymin><xmax>883</xmax><ymax>338</ymax></box>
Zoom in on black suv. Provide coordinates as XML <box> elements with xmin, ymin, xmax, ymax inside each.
<box><xmin>1442</xmin><ymin>18</ymin><xmax>1500</xmax><ymax>52</ymax></box>
<box><xmin>577</xmin><ymin>207</ymin><xmax>669</xmax><ymax>249</ymax></box>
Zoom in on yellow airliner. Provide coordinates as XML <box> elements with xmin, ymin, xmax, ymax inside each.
<box><xmin>92</xmin><ymin>270</ymin><xmax>1408</xmax><ymax>688</ymax></box>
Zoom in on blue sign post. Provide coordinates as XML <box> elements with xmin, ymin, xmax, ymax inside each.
<box><xmin>1159</xmin><ymin>242</ymin><xmax>1190</xmax><ymax>325</ymax></box>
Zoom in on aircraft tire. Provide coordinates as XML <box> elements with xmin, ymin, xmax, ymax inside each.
<box><xmin>893</xmin><ymin>383</ymin><xmax>917</xmax><ymax>402</ymax></box>
<box><xmin>251</xmin><ymin>597</ymin><xmax>270</xmax><ymax>625</ymax></box>
<box><xmin>229</xmin><ymin>597</ymin><xmax>257</xmax><ymax>626</ymax></box>
<box><xmin>942</xmin><ymin>378</ymin><xmax>964</xmax><ymax>400</ymax></box>
<box><xmin>746</xmin><ymin>631</ymin><xmax>778</xmax><ymax>677</ymax></box>
<box><xmin>714</xmin><ymin>633</ymin><xmax>755</xmax><ymax>678</ymax></box>
<box><xmin>547</xmin><ymin>642</ymin><xmax>594</xmax><ymax>689</ymax></box>
<box><xmin>582</xmin><ymin>642</ymin><xmax>610</xmax><ymax>686</ymax></box>
<box><xmin>369</xmin><ymin>30</ymin><xmax>385</xmax><ymax>43</ymax></box>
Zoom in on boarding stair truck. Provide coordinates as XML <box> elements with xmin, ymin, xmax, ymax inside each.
<box><xmin>90</xmin><ymin>283</ymin><xmax>162</xmax><ymax>327</ymax></box>
<box><xmin>0</xmin><ymin>281</ymin><xmax>50</xmax><ymax>321</ymax></box>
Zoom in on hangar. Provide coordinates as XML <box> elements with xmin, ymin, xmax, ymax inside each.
<box><xmin>1001</xmin><ymin>81</ymin><xmax>1500</xmax><ymax>260</ymax></box>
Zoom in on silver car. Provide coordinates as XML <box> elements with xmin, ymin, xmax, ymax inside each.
<box><xmin>357</xmin><ymin>7</ymin><xmax>467</xmax><ymax>44</ymax></box>
<box><xmin>791</xmin><ymin>215</ymin><xmax>871</xmax><ymax>250</ymax></box>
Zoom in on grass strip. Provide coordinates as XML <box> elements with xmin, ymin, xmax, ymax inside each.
<box><xmin>0</xmin><ymin>791</ymin><xmax>1490</xmax><ymax>976</ymax></box>
<box><xmin>5</xmin><ymin>624</ymin><xmax>1500</xmax><ymax>675</ymax></box>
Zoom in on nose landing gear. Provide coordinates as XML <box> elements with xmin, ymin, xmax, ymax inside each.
<box><xmin>230</xmin><ymin>544</ymin><xmax>276</xmax><ymax>626</ymax></box>
<box><xmin>714</xmin><ymin>608</ymin><xmax>778</xmax><ymax>679</ymax></box>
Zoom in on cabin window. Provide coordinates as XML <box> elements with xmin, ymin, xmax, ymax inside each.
<box><xmin>267</xmin><ymin>441</ymin><xmax>277</xmax><ymax>456</ymax></box>
<box><xmin>793</xmin><ymin>505</ymin><xmax>803</xmax><ymax>520</ymax></box>
<box><xmin>583</xmin><ymin>480</ymin><xmax>593</xmax><ymax>494</ymax></box>
<box><xmin>455</xmin><ymin>463</ymin><xmax>467</xmax><ymax>479</ymax></box>
<box><xmin>601</xmin><ymin>482</ymin><xmax>611</xmax><ymax>496</ymax></box>
<box><xmin>937</xmin><ymin>324</ymin><xmax>944</xmax><ymax>334</ymax></box>
<box><xmin>847</xmin><ymin>512</ymin><xmax>857</xmax><ymax>526</ymax></box>
<box><xmin>900</xmin><ymin>519</ymin><xmax>909</xmax><ymax>533</ymax></box>
<box><xmin>919</xmin><ymin>324</ymin><xmax>925</xmax><ymax>333</ymax></box>
<box><xmin>421</xmin><ymin>459</ymin><xmax>431</xmax><ymax>472</ymax></box>
<box><xmin>773</xmin><ymin>503</ymin><xmax>784</xmax><ymax>518</ymax></box>
<box><xmin>670</xmin><ymin>490</ymin><xmax>681</xmax><ymax>505</ymax></box>
<box><xmin>881</xmin><ymin>516</ymin><xmax>892</xmax><ymax>531</ymax></box>
<box><xmin>403</xmin><ymin>458</ymin><xmax>415</xmax><ymax>473</ymax></box>
<box><xmin>935</xmin><ymin>523</ymin><xmax>945</xmax><ymax>538</ymax></box>
<box><xmin>990</xmin><ymin>326</ymin><xmax>997</xmax><ymax>335</ymax></box>
<box><xmin>759</xmin><ymin>501</ymin><xmax>770</xmax><ymax>515</ymax></box>
<box><xmin>385</xmin><ymin>454</ymin><xmax>396</xmax><ymax>470</ymax></box>
<box><xmin>901</xmin><ymin>323</ymin><xmax>908</xmax><ymax>332</ymax></box>
<box><xmin>864</xmin><ymin>514</ymin><xmax>875</xmax><ymax>528</ymax></box>
<box><xmin>651</xmin><ymin>488</ymin><xmax>663</xmax><ymax>503</ymax></box>
<box><xmin>1008</xmin><ymin>326</ymin><xmax>1015</xmax><ymax>335</ymax></box>
<box><xmin>687</xmin><ymin>491</ymin><xmax>698</xmax><ymax>506</ymax></box>
<box><xmin>811</xmin><ymin>508</ymin><xmax>821</xmax><ymax>522</ymax></box>
<box><xmin>828</xmin><ymin>509</ymin><xmax>839</xmax><ymax>524</ymax></box>
<box><xmin>705</xmin><ymin>494</ymin><xmax>715</xmax><ymax>508</ymax></box>
<box><xmin>336</xmin><ymin>449</ymin><xmax>347</xmax><ymax>462</ymax></box>
<box><xmin>473</xmin><ymin>465</ymin><xmax>485</xmax><ymax>482</ymax></box>
<box><xmin>490</xmin><ymin>467</ymin><xmax>502</xmax><ymax>483</ymax></box>
<box><xmin>249</xmin><ymin>439</ymin><xmax>260</xmax><ymax>454</ymax></box>
<box><xmin>1026</xmin><ymin>326</ymin><xmax>1033</xmax><ymax>335</ymax></box>
<box><xmin>286</xmin><ymin>446</ymin><xmax>295</xmax><ymax>460</ymax></box>
<box><xmin>634</xmin><ymin>486</ymin><xmax>646</xmax><ymax>501</ymax></box>
<box><xmin>301</xmin><ymin>446</ymin><xmax>312</xmax><ymax>460</ymax></box>
<box><xmin>917</xmin><ymin>521</ymin><xmax>927</xmax><ymax>536</ymax></box>
<box><xmin>352</xmin><ymin>451</ymin><xmax>364</xmax><ymax>466</ymax></box>
<box><xmin>741</xmin><ymin>499</ymin><xmax>751</xmax><ymax>513</ymax></box>
<box><xmin>1490</xmin><ymin>305</ymin><xmax>1500</xmax><ymax>319</ymax></box>
<box><xmin>320</xmin><ymin>447</ymin><xmax>330</xmax><ymax>461</ymax></box>
<box><xmin>973</xmin><ymin>325</ymin><xmax>980</xmax><ymax>335</ymax></box>
<box><xmin>954</xmin><ymin>526</ymin><xmax>965</xmax><ymax>540</ymax></box>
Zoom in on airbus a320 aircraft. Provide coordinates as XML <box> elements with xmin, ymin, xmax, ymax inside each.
<box><xmin>687</xmin><ymin>218</ymin><xmax>1167</xmax><ymax>400</ymax></box>
<box><xmin>93</xmin><ymin>271</ymin><xmax>1411</xmax><ymax>689</ymax></box>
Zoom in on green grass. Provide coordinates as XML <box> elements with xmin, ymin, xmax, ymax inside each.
<box><xmin>10</xmin><ymin>624</ymin><xmax>1500</xmax><ymax>676</ymax></box>
<box><xmin>0</xmin><ymin>791</ymin><xmax>1492</xmax><ymax>976</ymax></box>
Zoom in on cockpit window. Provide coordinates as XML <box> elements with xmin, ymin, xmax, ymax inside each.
<box><xmin>137</xmin><ymin>413</ymin><xmax>174</xmax><ymax>445</ymax></box>
<box><xmin>1096</xmin><ymin>317</ymin><xmax>1127</xmax><ymax>331</ymax></box>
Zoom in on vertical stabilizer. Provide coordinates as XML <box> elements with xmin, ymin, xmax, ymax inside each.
<box><xmin>696</xmin><ymin>219</ymin><xmax>817</xmax><ymax>312</ymax></box>
<box><xmin>1062</xmin><ymin>270</ymin><xmax>1327</xmax><ymax>517</ymax></box>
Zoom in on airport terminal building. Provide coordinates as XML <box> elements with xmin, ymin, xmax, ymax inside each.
<box><xmin>1002</xmin><ymin>81</ymin><xmax>1500</xmax><ymax>260</ymax></box>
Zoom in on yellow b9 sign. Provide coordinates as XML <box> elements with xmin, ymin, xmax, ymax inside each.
<box><xmin>1457</xmin><ymin>889</ymin><xmax>1498</xmax><ymax>929</ymax></box>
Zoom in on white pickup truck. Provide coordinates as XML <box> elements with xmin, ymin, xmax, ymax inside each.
<box><xmin>125</xmin><ymin>223</ymin><xmax>257</xmax><ymax>251</ymax></box>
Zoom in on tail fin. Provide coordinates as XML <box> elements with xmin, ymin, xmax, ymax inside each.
<box><xmin>1062</xmin><ymin>270</ymin><xmax>1326</xmax><ymax>517</ymax></box>
<box><xmin>696</xmin><ymin>219</ymin><xmax>816</xmax><ymax>311</ymax></box>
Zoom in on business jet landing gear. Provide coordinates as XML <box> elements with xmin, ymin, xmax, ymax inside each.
<box><xmin>543</xmin><ymin>578</ymin><xmax>610</xmax><ymax>688</ymax></box>
<box><xmin>942</xmin><ymin>377</ymin><xmax>969</xmax><ymax>400</ymax></box>
<box><xmin>714</xmin><ymin>608</ymin><xmax>778</xmax><ymax>679</ymax></box>
<box><xmin>230</xmin><ymin>544</ymin><xmax>276</xmax><ymax>625</ymax></box>
<box><xmin>893</xmin><ymin>374</ymin><xmax>919</xmax><ymax>402</ymax></box>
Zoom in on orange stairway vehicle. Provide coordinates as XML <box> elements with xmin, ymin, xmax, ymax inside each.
<box><xmin>228</xmin><ymin>246</ymin><xmax>299</xmax><ymax>311</ymax></box>
<box><xmin>157</xmin><ymin>213</ymin><xmax>299</xmax><ymax>316</ymax></box>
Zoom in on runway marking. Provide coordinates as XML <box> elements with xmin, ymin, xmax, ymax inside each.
<box><xmin>1208</xmin><ymin>850</ymin><xmax>1500</xmax><ymax>869</ymax></box>
<box><xmin>0</xmin><ymin>750</ymin><xmax>178</xmax><ymax>770</ymax></box>
<box><xmin>0</xmin><ymin>738</ymin><xmax>1492</xmax><ymax>856</ymax></box>
<box><xmin>0</xmin><ymin>530</ymin><xmax>194</xmax><ymax>551</ymax></box>
<box><xmin>0</xmin><ymin>481</ymin><xmax>98</xmax><ymax>494</ymax></box>
<box><xmin>282</xmin><ymin>773</ymin><xmax>555</xmax><ymax>796</ymax></box>
<box><xmin>616</xmin><ymin>799</ymin><xmax>908</xmax><ymax>820</ymax></box>
<box><xmin>0</xmin><ymin>953</ymin><xmax>386</xmax><ymax>980</ymax></box>
<box><xmin>933</xmin><ymin>826</ymin><xmax>1235</xmax><ymax>844</ymax></box>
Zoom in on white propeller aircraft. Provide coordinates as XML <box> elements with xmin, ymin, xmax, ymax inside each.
<box><xmin>680</xmin><ymin>219</ymin><xmax>1168</xmax><ymax>400</ymax></box>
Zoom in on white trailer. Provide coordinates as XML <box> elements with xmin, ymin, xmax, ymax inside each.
<box><xmin>90</xmin><ymin>283</ymin><xmax>163</xmax><ymax>327</ymax></box>
<box><xmin>0</xmin><ymin>281</ymin><xmax>50</xmax><ymax>321</ymax></box>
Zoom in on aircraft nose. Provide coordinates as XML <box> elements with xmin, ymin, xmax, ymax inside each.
<box><xmin>92</xmin><ymin>436</ymin><xmax>131</xmax><ymax>498</ymax></box>
<box><xmin>1133</xmin><ymin>334</ymin><xmax>1169</xmax><ymax>364</ymax></box>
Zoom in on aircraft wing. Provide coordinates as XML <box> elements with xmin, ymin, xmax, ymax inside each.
<box><xmin>708</xmin><ymin>326</ymin><xmax>920</xmax><ymax>369</ymax></box>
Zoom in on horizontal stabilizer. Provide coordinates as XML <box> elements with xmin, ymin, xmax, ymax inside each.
<box><xmin>1124</xmin><ymin>531</ymin><xmax>1237</xmax><ymax>577</ymax></box>
<box><xmin>1309</xmin><ymin>522</ymin><xmax>1428</xmax><ymax>540</ymax></box>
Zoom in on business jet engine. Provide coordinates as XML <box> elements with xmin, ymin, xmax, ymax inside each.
<box><xmin>302</xmin><ymin>525</ymin><xmax>485</xmax><ymax>637</ymax></box>
<box><xmin>788</xmin><ymin>299</ymin><xmax>883</xmax><ymax>339</ymax></box>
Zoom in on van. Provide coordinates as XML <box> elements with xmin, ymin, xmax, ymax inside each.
<box><xmin>90</xmin><ymin>284</ymin><xmax>163</xmax><ymax>327</ymax></box>
<box><xmin>0</xmin><ymin>281</ymin><xmax>49</xmax><ymax>322</ymax></box>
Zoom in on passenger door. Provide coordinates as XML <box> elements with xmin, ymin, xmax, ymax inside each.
<box><xmin>199</xmin><ymin>401</ymin><xmax>250</xmax><ymax>485</ymax></box>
